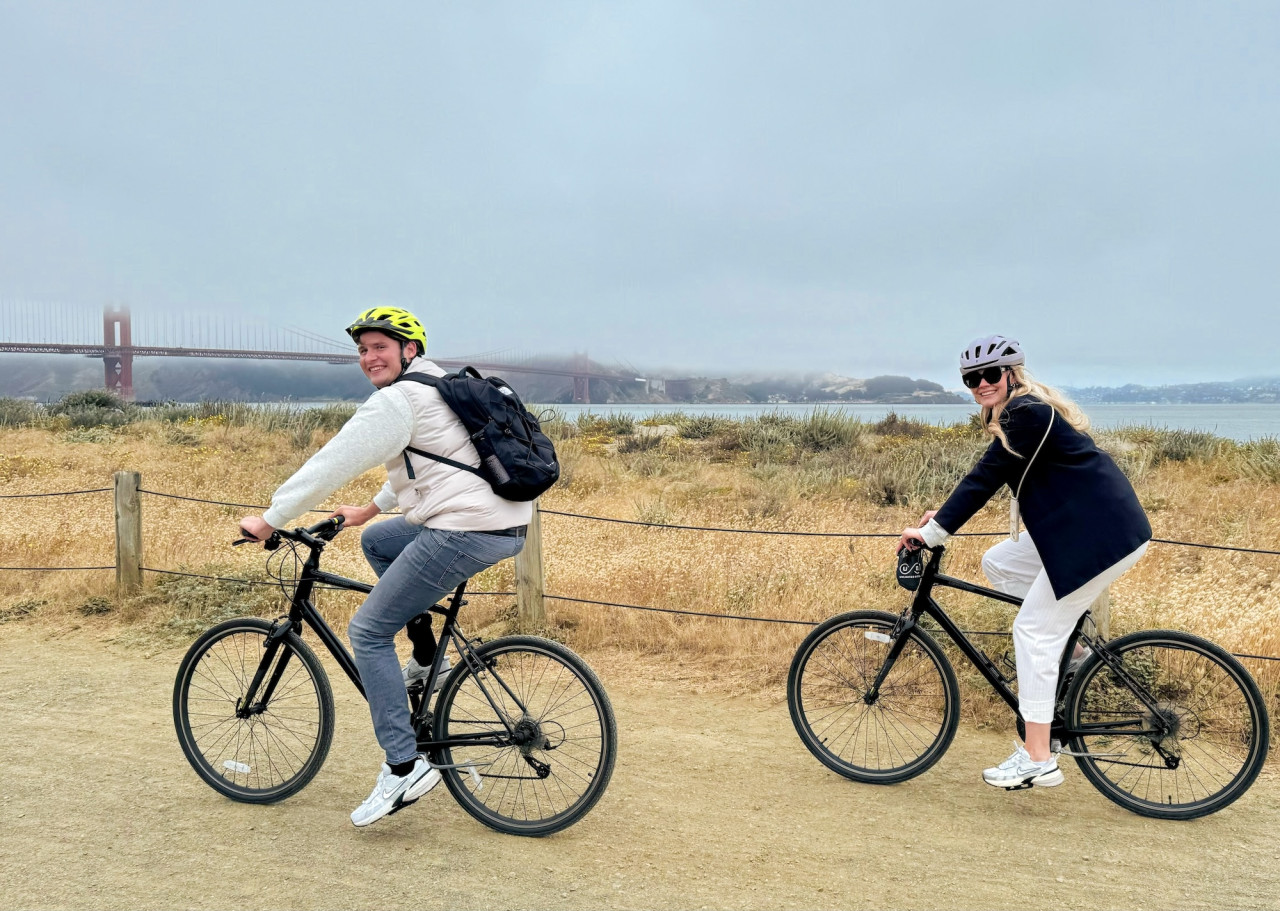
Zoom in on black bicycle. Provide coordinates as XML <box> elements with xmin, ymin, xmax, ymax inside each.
<box><xmin>787</xmin><ymin>543</ymin><xmax>1270</xmax><ymax>820</ymax></box>
<box><xmin>173</xmin><ymin>517</ymin><xmax>617</xmax><ymax>836</ymax></box>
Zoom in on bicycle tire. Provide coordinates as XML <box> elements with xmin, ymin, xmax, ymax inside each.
<box><xmin>432</xmin><ymin>636</ymin><xmax>617</xmax><ymax>836</ymax></box>
<box><xmin>1065</xmin><ymin>629</ymin><xmax>1269</xmax><ymax>820</ymax></box>
<box><xmin>173</xmin><ymin>617</ymin><xmax>335</xmax><ymax>804</ymax></box>
<box><xmin>788</xmin><ymin>610</ymin><xmax>960</xmax><ymax>784</ymax></box>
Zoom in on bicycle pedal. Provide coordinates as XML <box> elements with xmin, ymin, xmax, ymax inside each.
<box><xmin>1003</xmin><ymin>781</ymin><xmax>1035</xmax><ymax>792</ymax></box>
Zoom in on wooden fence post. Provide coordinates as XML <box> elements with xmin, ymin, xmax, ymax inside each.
<box><xmin>515</xmin><ymin>502</ymin><xmax>546</xmax><ymax>632</ymax></box>
<box><xmin>114</xmin><ymin>470</ymin><xmax>143</xmax><ymax>595</ymax></box>
<box><xmin>1089</xmin><ymin>588</ymin><xmax>1111</xmax><ymax>641</ymax></box>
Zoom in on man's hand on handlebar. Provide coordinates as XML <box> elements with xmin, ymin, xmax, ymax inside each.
<box><xmin>329</xmin><ymin>503</ymin><xmax>381</xmax><ymax>529</ymax></box>
<box><xmin>237</xmin><ymin>515</ymin><xmax>277</xmax><ymax>546</ymax></box>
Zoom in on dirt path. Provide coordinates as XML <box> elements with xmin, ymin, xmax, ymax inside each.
<box><xmin>1</xmin><ymin>624</ymin><xmax>1278</xmax><ymax>911</ymax></box>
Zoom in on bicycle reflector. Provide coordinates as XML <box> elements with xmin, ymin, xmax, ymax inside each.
<box><xmin>896</xmin><ymin>546</ymin><xmax>924</xmax><ymax>591</ymax></box>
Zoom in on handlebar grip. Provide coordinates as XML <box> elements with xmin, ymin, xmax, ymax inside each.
<box><xmin>304</xmin><ymin>515</ymin><xmax>346</xmax><ymax>540</ymax></box>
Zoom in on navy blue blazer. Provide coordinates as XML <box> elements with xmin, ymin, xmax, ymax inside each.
<box><xmin>934</xmin><ymin>396</ymin><xmax>1151</xmax><ymax>599</ymax></box>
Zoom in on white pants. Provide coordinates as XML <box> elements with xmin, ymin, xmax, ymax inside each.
<box><xmin>981</xmin><ymin>534</ymin><xmax>1149</xmax><ymax>724</ymax></box>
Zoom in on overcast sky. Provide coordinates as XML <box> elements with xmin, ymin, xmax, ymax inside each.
<box><xmin>1</xmin><ymin>2</ymin><xmax>1277</xmax><ymax>387</ymax></box>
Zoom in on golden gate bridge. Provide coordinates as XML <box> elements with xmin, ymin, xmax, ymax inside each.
<box><xmin>0</xmin><ymin>303</ymin><xmax>646</xmax><ymax>403</ymax></box>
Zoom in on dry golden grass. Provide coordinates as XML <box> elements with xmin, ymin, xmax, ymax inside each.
<box><xmin>2</xmin><ymin>410</ymin><xmax>1279</xmax><ymax>729</ymax></box>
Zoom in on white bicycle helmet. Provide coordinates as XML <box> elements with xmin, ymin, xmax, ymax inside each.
<box><xmin>960</xmin><ymin>335</ymin><xmax>1025</xmax><ymax>372</ymax></box>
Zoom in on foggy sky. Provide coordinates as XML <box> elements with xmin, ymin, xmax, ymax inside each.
<box><xmin>2</xmin><ymin>1</ymin><xmax>1277</xmax><ymax>388</ymax></box>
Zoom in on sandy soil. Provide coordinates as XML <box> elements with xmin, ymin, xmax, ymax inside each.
<box><xmin>1</xmin><ymin>623</ymin><xmax>1278</xmax><ymax>911</ymax></box>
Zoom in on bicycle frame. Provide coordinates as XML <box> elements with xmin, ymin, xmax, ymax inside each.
<box><xmin>236</xmin><ymin>525</ymin><xmax>545</xmax><ymax>771</ymax></box>
<box><xmin>887</xmin><ymin>545</ymin><xmax>1174</xmax><ymax>748</ymax></box>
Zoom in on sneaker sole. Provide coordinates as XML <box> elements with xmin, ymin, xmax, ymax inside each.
<box><xmin>351</xmin><ymin>767</ymin><xmax>439</xmax><ymax>828</ymax></box>
<box><xmin>405</xmin><ymin>768</ymin><xmax>442</xmax><ymax>802</ymax></box>
<box><xmin>984</xmin><ymin>767</ymin><xmax>1065</xmax><ymax>790</ymax></box>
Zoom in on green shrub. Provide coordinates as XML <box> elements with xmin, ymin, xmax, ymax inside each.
<box><xmin>50</xmin><ymin>389</ymin><xmax>128</xmax><ymax>414</ymax></box>
<box><xmin>0</xmin><ymin>398</ymin><xmax>42</xmax><ymax>427</ymax></box>
<box><xmin>678</xmin><ymin>415</ymin><xmax>734</xmax><ymax>440</ymax></box>
<box><xmin>872</xmin><ymin>411</ymin><xmax>934</xmax><ymax>439</ymax></box>
<box><xmin>797</xmin><ymin>409</ymin><xmax>866</xmax><ymax>452</ymax></box>
<box><xmin>48</xmin><ymin>389</ymin><xmax>134</xmax><ymax>428</ymax></box>
<box><xmin>1232</xmin><ymin>437</ymin><xmax>1280</xmax><ymax>483</ymax></box>
<box><xmin>65</xmin><ymin>407</ymin><xmax>131</xmax><ymax>428</ymax></box>
<box><xmin>855</xmin><ymin>435</ymin><xmax>987</xmax><ymax>506</ymax></box>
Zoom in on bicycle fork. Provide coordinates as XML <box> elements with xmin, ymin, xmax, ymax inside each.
<box><xmin>235</xmin><ymin>619</ymin><xmax>297</xmax><ymax>718</ymax></box>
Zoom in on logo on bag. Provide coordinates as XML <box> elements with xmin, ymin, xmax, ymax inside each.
<box><xmin>896</xmin><ymin>549</ymin><xmax>924</xmax><ymax>591</ymax></box>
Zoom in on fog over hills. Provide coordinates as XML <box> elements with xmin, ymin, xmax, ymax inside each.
<box><xmin>3</xmin><ymin>355</ymin><xmax>1276</xmax><ymax>406</ymax></box>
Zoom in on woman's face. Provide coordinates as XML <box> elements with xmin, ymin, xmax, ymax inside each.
<box><xmin>969</xmin><ymin>368</ymin><xmax>1011</xmax><ymax>408</ymax></box>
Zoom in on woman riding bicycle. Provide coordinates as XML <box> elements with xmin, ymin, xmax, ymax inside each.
<box><xmin>898</xmin><ymin>334</ymin><xmax>1151</xmax><ymax>791</ymax></box>
<box><xmin>238</xmin><ymin>306</ymin><xmax>532</xmax><ymax>827</ymax></box>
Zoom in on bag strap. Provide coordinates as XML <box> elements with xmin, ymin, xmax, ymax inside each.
<box><xmin>394</xmin><ymin>373</ymin><xmax>442</xmax><ymax>389</ymax></box>
<box><xmin>1014</xmin><ymin>405</ymin><xmax>1055</xmax><ymax>501</ymax></box>
<box><xmin>403</xmin><ymin>445</ymin><xmax>482</xmax><ymax>477</ymax></box>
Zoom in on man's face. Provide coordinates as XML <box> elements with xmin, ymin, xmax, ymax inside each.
<box><xmin>357</xmin><ymin>330</ymin><xmax>405</xmax><ymax>388</ymax></box>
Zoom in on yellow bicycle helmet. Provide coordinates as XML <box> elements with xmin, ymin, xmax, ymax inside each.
<box><xmin>345</xmin><ymin>306</ymin><xmax>427</xmax><ymax>354</ymax></box>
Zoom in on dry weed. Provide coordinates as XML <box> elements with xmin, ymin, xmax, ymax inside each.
<box><xmin>3</xmin><ymin>413</ymin><xmax>1279</xmax><ymax>737</ymax></box>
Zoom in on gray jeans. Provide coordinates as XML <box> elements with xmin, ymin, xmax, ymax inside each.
<box><xmin>350</xmin><ymin>517</ymin><xmax>525</xmax><ymax>765</ymax></box>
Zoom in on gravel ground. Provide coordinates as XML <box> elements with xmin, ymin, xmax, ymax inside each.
<box><xmin>1</xmin><ymin>623</ymin><xmax>1278</xmax><ymax>911</ymax></box>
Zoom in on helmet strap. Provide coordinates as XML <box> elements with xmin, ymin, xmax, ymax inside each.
<box><xmin>398</xmin><ymin>339</ymin><xmax>418</xmax><ymax>375</ymax></box>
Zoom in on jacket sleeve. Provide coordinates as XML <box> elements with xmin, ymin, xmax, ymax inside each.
<box><xmin>262</xmin><ymin>391</ymin><xmax>413</xmax><ymax>528</ymax></box>
<box><xmin>933</xmin><ymin>401</ymin><xmax>1054</xmax><ymax>535</ymax></box>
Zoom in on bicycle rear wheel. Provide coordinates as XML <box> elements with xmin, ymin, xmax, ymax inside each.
<box><xmin>173</xmin><ymin>618</ymin><xmax>335</xmax><ymax>803</ymax></box>
<box><xmin>432</xmin><ymin>636</ymin><xmax>617</xmax><ymax>836</ymax></box>
<box><xmin>1065</xmin><ymin>629</ymin><xmax>1269</xmax><ymax>820</ymax></box>
<box><xmin>788</xmin><ymin>610</ymin><xmax>960</xmax><ymax>783</ymax></box>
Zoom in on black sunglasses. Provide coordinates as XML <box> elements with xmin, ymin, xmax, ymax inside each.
<box><xmin>961</xmin><ymin>366</ymin><xmax>1008</xmax><ymax>389</ymax></box>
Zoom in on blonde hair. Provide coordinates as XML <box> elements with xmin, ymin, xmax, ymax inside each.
<box><xmin>982</xmin><ymin>366</ymin><xmax>1089</xmax><ymax>455</ymax></box>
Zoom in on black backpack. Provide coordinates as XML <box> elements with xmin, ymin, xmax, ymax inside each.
<box><xmin>393</xmin><ymin>368</ymin><xmax>560</xmax><ymax>502</ymax></box>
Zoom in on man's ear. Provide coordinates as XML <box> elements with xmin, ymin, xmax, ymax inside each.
<box><xmin>404</xmin><ymin>341</ymin><xmax>420</xmax><ymax>359</ymax></box>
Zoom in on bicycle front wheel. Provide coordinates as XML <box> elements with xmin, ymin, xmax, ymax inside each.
<box><xmin>173</xmin><ymin>618</ymin><xmax>335</xmax><ymax>803</ymax></box>
<box><xmin>1066</xmin><ymin>629</ymin><xmax>1269</xmax><ymax>820</ymax></box>
<box><xmin>432</xmin><ymin>636</ymin><xmax>617</xmax><ymax>836</ymax></box>
<box><xmin>788</xmin><ymin>610</ymin><xmax>960</xmax><ymax>783</ymax></box>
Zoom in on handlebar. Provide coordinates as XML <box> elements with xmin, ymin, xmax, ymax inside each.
<box><xmin>233</xmin><ymin>514</ymin><xmax>346</xmax><ymax>549</ymax></box>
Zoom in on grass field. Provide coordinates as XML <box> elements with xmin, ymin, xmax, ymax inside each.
<box><xmin>3</xmin><ymin>395</ymin><xmax>1279</xmax><ymax>728</ymax></box>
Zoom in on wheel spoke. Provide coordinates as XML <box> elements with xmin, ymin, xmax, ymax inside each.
<box><xmin>789</xmin><ymin>614</ymin><xmax>958</xmax><ymax>784</ymax></box>
<box><xmin>1068</xmin><ymin>632</ymin><xmax>1266</xmax><ymax>819</ymax></box>
<box><xmin>175</xmin><ymin>622</ymin><xmax>333</xmax><ymax>803</ymax></box>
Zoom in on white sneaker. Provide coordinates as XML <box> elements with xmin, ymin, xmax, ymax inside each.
<box><xmin>350</xmin><ymin>756</ymin><xmax>441</xmax><ymax>827</ymax></box>
<box><xmin>403</xmin><ymin>655</ymin><xmax>451</xmax><ymax>691</ymax></box>
<box><xmin>982</xmin><ymin>743</ymin><xmax>1064</xmax><ymax>790</ymax></box>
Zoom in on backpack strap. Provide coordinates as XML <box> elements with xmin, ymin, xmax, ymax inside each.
<box><xmin>391</xmin><ymin>371</ymin><xmax>483</xmax><ymax>480</ymax></box>
<box><xmin>402</xmin><ymin>445</ymin><xmax>482</xmax><ymax>479</ymax></box>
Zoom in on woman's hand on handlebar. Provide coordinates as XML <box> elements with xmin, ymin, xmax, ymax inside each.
<box><xmin>330</xmin><ymin>503</ymin><xmax>380</xmax><ymax>529</ymax></box>
<box><xmin>916</xmin><ymin>509</ymin><xmax>938</xmax><ymax>527</ymax></box>
<box><xmin>898</xmin><ymin>527</ymin><xmax>926</xmax><ymax>553</ymax></box>
<box><xmin>237</xmin><ymin>515</ymin><xmax>277</xmax><ymax>544</ymax></box>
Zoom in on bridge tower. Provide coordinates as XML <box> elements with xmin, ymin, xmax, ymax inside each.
<box><xmin>103</xmin><ymin>306</ymin><xmax>134</xmax><ymax>401</ymax></box>
<box><xmin>572</xmin><ymin>352</ymin><xmax>590</xmax><ymax>404</ymax></box>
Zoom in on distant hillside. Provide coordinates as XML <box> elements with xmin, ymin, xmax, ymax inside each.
<box><xmin>1067</xmin><ymin>377</ymin><xmax>1280</xmax><ymax>404</ymax></box>
<box><xmin>0</xmin><ymin>356</ymin><xmax>965</xmax><ymax>405</ymax></box>
<box><xmin>709</xmin><ymin>373</ymin><xmax>967</xmax><ymax>405</ymax></box>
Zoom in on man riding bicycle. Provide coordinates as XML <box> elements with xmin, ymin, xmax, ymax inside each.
<box><xmin>238</xmin><ymin>307</ymin><xmax>532</xmax><ymax>827</ymax></box>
